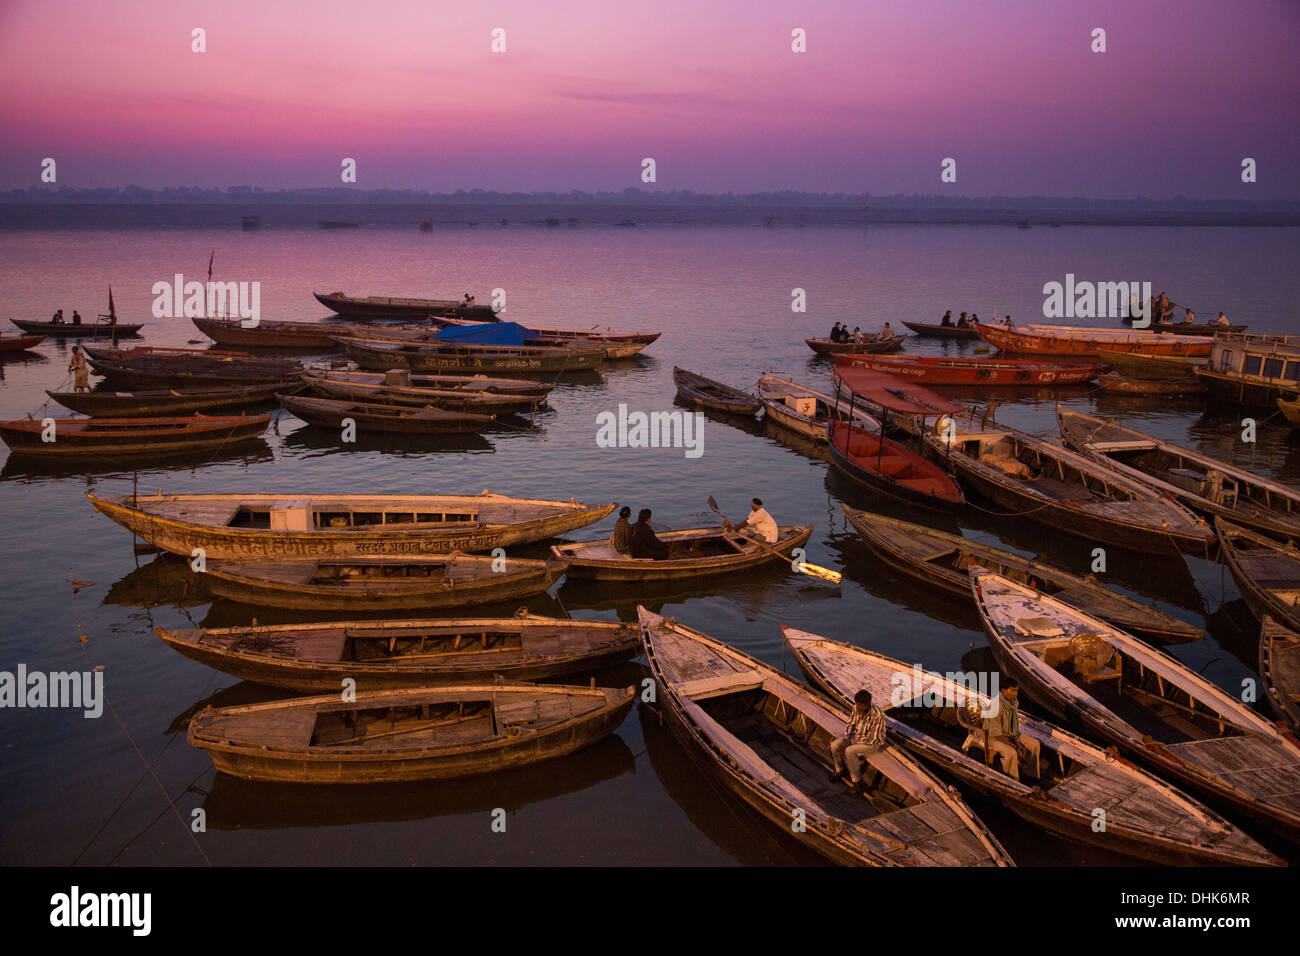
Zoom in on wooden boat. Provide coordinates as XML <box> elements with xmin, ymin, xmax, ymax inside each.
<box><xmin>672</xmin><ymin>367</ymin><xmax>760</xmax><ymax>416</ymax></box>
<box><xmin>85</xmin><ymin>359</ymin><xmax>302</xmax><ymax>388</ymax></box>
<box><xmin>426</xmin><ymin>316</ymin><xmax>661</xmax><ymax>355</ymax></box>
<box><xmin>972</xmin><ymin>567</ymin><xmax>1300</xmax><ymax>840</ymax></box>
<box><xmin>192</xmin><ymin>316</ymin><xmax>349</xmax><ymax>349</ymax></box>
<box><xmin>552</xmin><ymin>525</ymin><xmax>813</xmax><ymax>581</ymax></box>
<box><xmin>277</xmin><ymin>393</ymin><xmax>495</xmax><ymax>434</ymax></box>
<box><xmin>976</xmin><ymin>323</ymin><xmax>1211</xmax><ymax>357</ymax></box>
<box><xmin>900</xmin><ymin>321</ymin><xmax>980</xmax><ymax>340</ymax></box>
<box><xmin>1154</xmin><ymin>320</ymin><xmax>1247</xmax><ymax>336</ymax></box>
<box><xmin>46</xmin><ymin>382</ymin><xmax>289</xmax><ymax>418</ymax></box>
<box><xmin>842</xmin><ymin>505</ymin><xmax>1203</xmax><ymax>644</ymax></box>
<box><xmin>834</xmin><ymin>354</ymin><xmax>1101</xmax><ymax>386</ymax></box>
<box><xmin>11</xmin><ymin>318</ymin><xmax>143</xmax><ymax>337</ymax></box>
<box><xmin>1097</xmin><ymin>373</ymin><xmax>1207</xmax><ymax>396</ymax></box>
<box><xmin>1196</xmin><ymin>332</ymin><xmax>1300</xmax><ymax>407</ymax></box>
<box><xmin>302</xmin><ymin>375</ymin><xmax>542</xmax><ymax>415</ymax></box>
<box><xmin>302</xmin><ymin>369</ymin><xmax>552</xmax><ymax>399</ymax></box>
<box><xmin>638</xmin><ymin>607</ymin><xmax>1013</xmax><ymax>866</ymax></box>
<box><xmin>1261</xmin><ymin>617</ymin><xmax>1300</xmax><ymax>733</ymax></box>
<box><xmin>314</xmin><ymin>291</ymin><xmax>500</xmax><ymax>323</ymax></box>
<box><xmin>1058</xmin><ymin>408</ymin><xmax>1300</xmax><ymax>540</ymax></box>
<box><xmin>188</xmin><ymin>682</ymin><xmax>634</xmax><ymax>784</ymax></box>
<box><xmin>805</xmin><ymin>334</ymin><xmax>907</xmax><ymax>356</ymax></box>
<box><xmin>1216</xmin><ymin>518</ymin><xmax>1300</xmax><ymax>632</ymax></box>
<box><xmin>86</xmin><ymin>491</ymin><xmax>616</xmax><ymax>559</ymax></box>
<box><xmin>0</xmin><ymin>333</ymin><xmax>45</xmax><ymax>353</ymax></box>
<box><xmin>155</xmin><ymin>613</ymin><xmax>641</xmax><ymax>691</ymax></box>
<box><xmin>922</xmin><ymin>420</ymin><xmax>1213</xmax><ymax>554</ymax></box>
<box><xmin>0</xmin><ymin>413</ymin><xmax>269</xmax><ymax>457</ymax></box>
<box><xmin>200</xmin><ymin>554</ymin><xmax>568</xmax><ymax>611</ymax></box>
<box><xmin>782</xmin><ymin>631</ymin><xmax>1282</xmax><ymax>866</ymax></box>
<box><xmin>1097</xmin><ymin>349</ymin><xmax>1203</xmax><ymax>380</ymax></box>
<box><xmin>340</xmin><ymin>337</ymin><xmax>604</xmax><ymax>375</ymax></box>
<box><xmin>827</xmin><ymin>367</ymin><xmax>965</xmax><ymax>510</ymax></box>
<box><xmin>755</xmin><ymin>376</ymin><xmax>879</xmax><ymax>442</ymax></box>
<box><xmin>83</xmin><ymin>345</ymin><xmax>304</xmax><ymax>372</ymax></box>
<box><xmin>1279</xmin><ymin>397</ymin><xmax>1300</xmax><ymax>426</ymax></box>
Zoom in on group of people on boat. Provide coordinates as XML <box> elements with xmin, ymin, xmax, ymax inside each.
<box><xmin>1148</xmin><ymin>293</ymin><xmax>1231</xmax><ymax>327</ymax></box>
<box><xmin>460</xmin><ymin>293</ymin><xmax>477</xmax><ymax>308</ymax></box>
<box><xmin>50</xmin><ymin>309</ymin><xmax>83</xmax><ymax>325</ymax></box>
<box><xmin>607</xmin><ymin>499</ymin><xmax>778</xmax><ymax>560</ymax></box>
<box><xmin>938</xmin><ymin>311</ymin><xmax>980</xmax><ymax>328</ymax></box>
<box><xmin>826</xmin><ymin>676</ymin><xmax>1039</xmax><ymax>797</ymax></box>
<box><xmin>828</xmin><ymin>323</ymin><xmax>896</xmax><ymax>344</ymax></box>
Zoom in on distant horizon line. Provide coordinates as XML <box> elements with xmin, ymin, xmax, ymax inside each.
<box><xmin>4</xmin><ymin>185</ymin><xmax>1296</xmax><ymax>210</ymax></box>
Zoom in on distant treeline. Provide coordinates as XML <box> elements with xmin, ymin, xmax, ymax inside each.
<box><xmin>4</xmin><ymin>185</ymin><xmax>1297</xmax><ymax>212</ymax></box>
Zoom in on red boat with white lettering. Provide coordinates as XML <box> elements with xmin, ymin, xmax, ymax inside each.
<box><xmin>833</xmin><ymin>354</ymin><xmax>1101</xmax><ymax>386</ymax></box>
<box><xmin>976</xmin><ymin>322</ymin><xmax>1211</xmax><ymax>358</ymax></box>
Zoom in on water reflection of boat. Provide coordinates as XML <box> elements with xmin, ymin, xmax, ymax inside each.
<box><xmin>0</xmin><ymin>438</ymin><xmax>274</xmax><ymax>481</ymax></box>
<box><xmin>102</xmin><ymin>554</ymin><xmax>212</xmax><ymax>608</ymax></box>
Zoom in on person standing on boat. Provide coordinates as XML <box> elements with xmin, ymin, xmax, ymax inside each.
<box><xmin>940</xmin><ymin>310</ymin><xmax>953</xmax><ymax>327</ymax></box>
<box><xmin>68</xmin><ymin>346</ymin><xmax>90</xmax><ymax>393</ymax></box>
<box><xmin>725</xmin><ymin>498</ymin><xmax>778</xmax><ymax>544</ymax></box>
<box><xmin>609</xmin><ymin>506</ymin><xmax>633</xmax><ymax>555</ymax></box>
<box><xmin>829</xmin><ymin>322</ymin><xmax>843</xmax><ymax>343</ymax></box>
<box><xmin>628</xmin><ymin>508</ymin><xmax>670</xmax><ymax>560</ymax></box>
<box><xmin>984</xmin><ymin>679</ymin><xmax>1040</xmax><ymax>781</ymax></box>
<box><xmin>828</xmin><ymin>689</ymin><xmax>886</xmax><ymax>795</ymax></box>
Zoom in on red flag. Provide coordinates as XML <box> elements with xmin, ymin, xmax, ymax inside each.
<box><xmin>108</xmin><ymin>286</ymin><xmax>115</xmax><ymax>316</ymax></box>
<box><xmin>208</xmin><ymin>251</ymin><xmax>214</xmax><ymax>284</ymax></box>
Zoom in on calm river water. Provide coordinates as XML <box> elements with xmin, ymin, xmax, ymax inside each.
<box><xmin>1</xmin><ymin>223</ymin><xmax>1297</xmax><ymax>865</ymax></box>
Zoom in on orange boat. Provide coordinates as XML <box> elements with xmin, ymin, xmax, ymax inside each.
<box><xmin>834</xmin><ymin>354</ymin><xmax>1100</xmax><ymax>386</ymax></box>
<box><xmin>977</xmin><ymin>323</ymin><xmax>1211</xmax><ymax>358</ymax></box>
<box><xmin>827</xmin><ymin>367</ymin><xmax>965</xmax><ymax>510</ymax></box>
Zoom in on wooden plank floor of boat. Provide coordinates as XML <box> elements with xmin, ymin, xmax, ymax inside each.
<box><xmin>1166</xmin><ymin>737</ymin><xmax>1300</xmax><ymax>798</ymax></box>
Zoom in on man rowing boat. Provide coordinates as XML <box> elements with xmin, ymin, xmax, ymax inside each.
<box><xmin>722</xmin><ymin>498</ymin><xmax>778</xmax><ymax>543</ymax></box>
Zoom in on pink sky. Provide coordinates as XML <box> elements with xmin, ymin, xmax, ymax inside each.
<box><xmin>2</xmin><ymin>0</ymin><xmax>1297</xmax><ymax>196</ymax></box>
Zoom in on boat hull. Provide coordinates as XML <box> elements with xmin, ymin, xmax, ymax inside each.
<box><xmin>342</xmin><ymin>339</ymin><xmax>603</xmax><ymax>374</ymax></box>
<box><xmin>314</xmin><ymin>292</ymin><xmax>500</xmax><ymax>323</ymax></box>
<box><xmin>11</xmin><ymin>319</ymin><xmax>142</xmax><ymax>337</ymax></box>
<box><xmin>87</xmin><ymin>492</ymin><xmax>616</xmax><ymax>558</ymax></box>
<box><xmin>977</xmin><ymin>324</ymin><xmax>1211</xmax><ymax>357</ymax></box>
<box><xmin>553</xmin><ymin>525</ymin><xmax>813</xmax><ymax>581</ymax></box>
<box><xmin>806</xmin><ymin>335</ymin><xmax>906</xmax><ymax>355</ymax></box>
<box><xmin>47</xmin><ymin>383</ymin><xmax>289</xmax><ymax>417</ymax></box>
<box><xmin>835</xmin><ymin>355</ymin><xmax>1100</xmax><ymax>386</ymax></box>
<box><xmin>827</xmin><ymin>422</ymin><xmax>963</xmax><ymax>511</ymax></box>
<box><xmin>900</xmin><ymin>321</ymin><xmax>980</xmax><ymax>340</ymax></box>
<box><xmin>0</xmin><ymin>415</ymin><xmax>269</xmax><ymax>457</ymax></box>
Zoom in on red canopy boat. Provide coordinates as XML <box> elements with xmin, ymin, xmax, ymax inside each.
<box><xmin>834</xmin><ymin>354</ymin><xmax>1101</xmax><ymax>386</ymax></box>
<box><xmin>827</xmin><ymin>367</ymin><xmax>965</xmax><ymax>510</ymax></box>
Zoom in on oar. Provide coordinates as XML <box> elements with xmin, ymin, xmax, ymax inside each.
<box><xmin>706</xmin><ymin>496</ymin><xmax>841</xmax><ymax>584</ymax></box>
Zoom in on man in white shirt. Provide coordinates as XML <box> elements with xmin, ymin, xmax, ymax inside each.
<box><xmin>728</xmin><ymin>498</ymin><xmax>778</xmax><ymax>543</ymax></box>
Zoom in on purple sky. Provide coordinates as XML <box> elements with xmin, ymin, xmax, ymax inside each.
<box><xmin>2</xmin><ymin>0</ymin><xmax>1297</xmax><ymax>197</ymax></box>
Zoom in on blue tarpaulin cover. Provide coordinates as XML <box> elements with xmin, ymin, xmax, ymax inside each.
<box><xmin>434</xmin><ymin>322</ymin><xmax>535</xmax><ymax>345</ymax></box>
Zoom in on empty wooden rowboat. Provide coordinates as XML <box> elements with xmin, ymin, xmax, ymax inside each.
<box><xmin>277</xmin><ymin>393</ymin><xmax>495</xmax><ymax>434</ymax></box>
<box><xmin>1261</xmin><ymin>617</ymin><xmax>1300</xmax><ymax>734</ymax></box>
<box><xmin>805</xmin><ymin>334</ymin><xmax>907</xmax><ymax>356</ymax></box>
<box><xmin>0</xmin><ymin>333</ymin><xmax>46</xmax><ymax>353</ymax></box>
<box><xmin>0</xmin><ymin>413</ymin><xmax>270</xmax><ymax>457</ymax></box>
<box><xmin>638</xmin><ymin>607</ymin><xmax>1013</xmax><ymax>866</ymax></box>
<box><xmin>553</xmin><ymin>525</ymin><xmax>813</xmax><ymax>581</ymax></box>
<box><xmin>972</xmin><ymin>567</ymin><xmax>1300</xmax><ymax>841</ymax></box>
<box><xmin>783</xmin><ymin>630</ymin><xmax>1283</xmax><ymax>866</ymax></box>
<box><xmin>339</xmin><ymin>337</ymin><xmax>605</xmax><ymax>374</ymax></box>
<box><xmin>188</xmin><ymin>682</ymin><xmax>635</xmax><ymax>783</ymax></box>
<box><xmin>192</xmin><ymin>316</ymin><xmax>352</xmax><ymax>349</ymax></box>
<box><xmin>313</xmin><ymin>290</ymin><xmax>501</xmax><ymax>323</ymax></box>
<box><xmin>305</xmin><ymin>368</ymin><xmax>552</xmax><ymax>395</ymax></box>
<box><xmin>1096</xmin><ymin>349</ymin><xmax>1204</xmax><ymax>380</ymax></box>
<box><xmin>1096</xmin><ymin>373</ymin><xmax>1207</xmax><ymax>396</ymax></box>
<box><xmin>842</xmin><ymin>505</ymin><xmax>1203</xmax><ymax>644</ymax></box>
<box><xmin>923</xmin><ymin>421</ymin><xmax>1214</xmax><ymax>554</ymax></box>
<box><xmin>201</xmin><ymin>554</ymin><xmax>568</xmax><ymax>611</ymax></box>
<box><xmin>756</xmin><ymin>375</ymin><xmax>879</xmax><ymax>442</ymax></box>
<box><xmin>976</xmin><ymin>323</ymin><xmax>1211</xmax><ymax>357</ymax></box>
<box><xmin>86</xmin><ymin>490</ymin><xmax>616</xmax><ymax>558</ymax></box>
<box><xmin>302</xmin><ymin>375</ymin><xmax>541</xmax><ymax>414</ymax></box>
<box><xmin>672</xmin><ymin>367</ymin><xmax>760</xmax><ymax>416</ymax></box>
<box><xmin>1059</xmin><ymin>407</ymin><xmax>1300</xmax><ymax>540</ymax></box>
<box><xmin>1216</xmin><ymin>518</ymin><xmax>1300</xmax><ymax>632</ymax></box>
<box><xmin>154</xmin><ymin>613</ymin><xmax>641</xmax><ymax>691</ymax></box>
<box><xmin>47</xmin><ymin>382</ymin><xmax>290</xmax><ymax>418</ymax></box>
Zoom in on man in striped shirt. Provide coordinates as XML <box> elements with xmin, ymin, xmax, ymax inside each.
<box><xmin>828</xmin><ymin>689</ymin><xmax>886</xmax><ymax>795</ymax></box>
